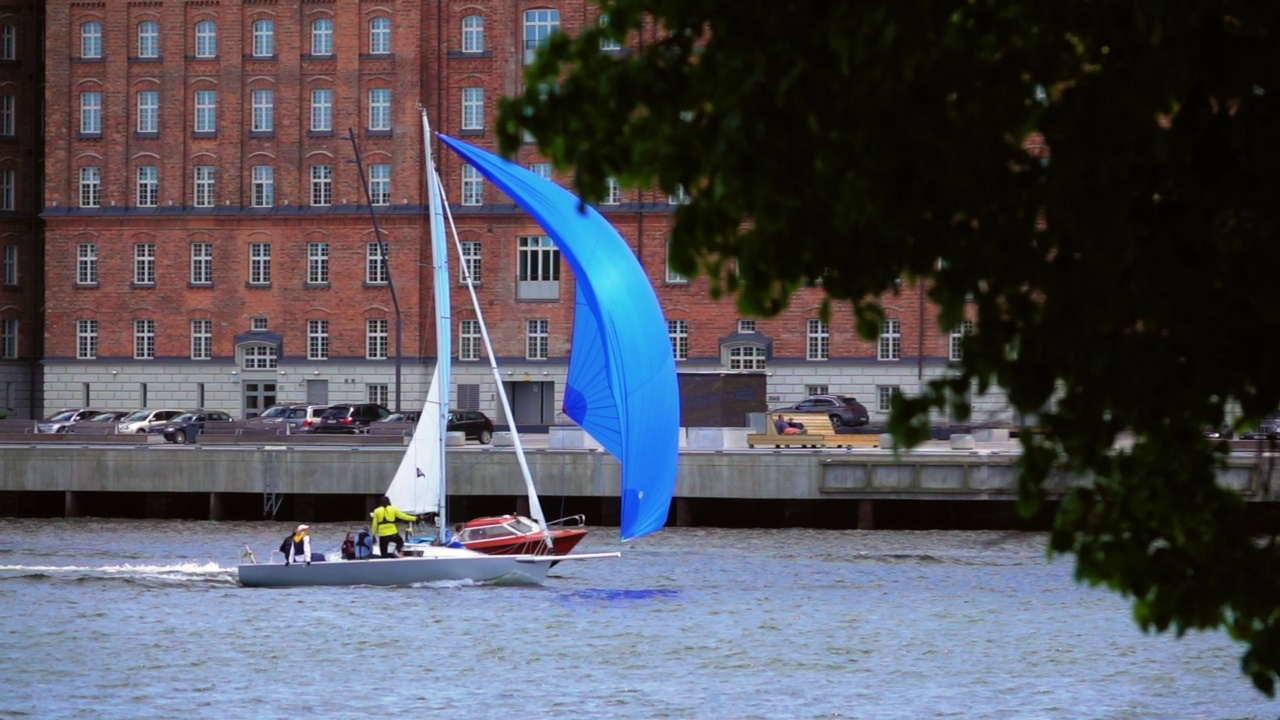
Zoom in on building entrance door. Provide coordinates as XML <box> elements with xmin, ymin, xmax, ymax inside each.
<box><xmin>503</xmin><ymin>380</ymin><xmax>555</xmax><ymax>426</ymax></box>
<box><xmin>243</xmin><ymin>381</ymin><xmax>277</xmax><ymax>418</ymax></box>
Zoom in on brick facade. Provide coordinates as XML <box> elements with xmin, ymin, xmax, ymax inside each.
<box><xmin>23</xmin><ymin>0</ymin><xmax>1008</xmax><ymax>426</ymax></box>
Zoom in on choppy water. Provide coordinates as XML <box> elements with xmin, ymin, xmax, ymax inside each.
<box><xmin>0</xmin><ymin>519</ymin><xmax>1274</xmax><ymax>720</ymax></box>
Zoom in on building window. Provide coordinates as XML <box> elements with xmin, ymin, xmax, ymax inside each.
<box><xmin>137</xmin><ymin>21</ymin><xmax>159</xmax><ymax>58</ymax></box>
<box><xmin>462</xmin><ymin>87</ymin><xmax>483</xmax><ymax>130</ymax></box>
<box><xmin>369</xmin><ymin>17</ymin><xmax>391</xmax><ymax>54</ymax></box>
<box><xmin>599</xmin><ymin>14</ymin><xmax>622</xmax><ymax>51</ymax></box>
<box><xmin>807</xmin><ymin>384</ymin><xmax>829</xmax><ymax>397</ymax></box>
<box><xmin>193</xmin><ymin>166</ymin><xmax>215</xmax><ymax>207</ymax></box>
<box><xmin>738</xmin><ymin>319</ymin><xmax>756</xmax><ymax>334</ymax></box>
<box><xmin>134</xmin><ymin>243</ymin><xmax>155</xmax><ymax>284</ymax></box>
<box><xmin>0</xmin><ymin>170</ymin><xmax>13</xmax><ymax>211</ymax></box>
<box><xmin>366</xmin><ymin>318</ymin><xmax>388</xmax><ymax>359</ymax></box>
<box><xmin>523</xmin><ymin>9</ymin><xmax>559</xmax><ymax>64</ymax></box>
<box><xmin>191</xmin><ymin>242</ymin><xmax>212</xmax><ymax>284</ymax></box>
<box><xmin>1</xmin><ymin>318</ymin><xmax>15</xmax><ymax>359</ymax></box>
<box><xmin>310</xmin><ymin>165</ymin><xmax>332</xmax><ymax>206</ymax></box>
<box><xmin>76</xmin><ymin>243</ymin><xmax>98</xmax><ymax>285</ymax></box>
<box><xmin>368</xmin><ymin>88</ymin><xmax>391</xmax><ymax>131</ymax></box>
<box><xmin>668</xmin><ymin>319</ymin><xmax>688</xmax><ymax>361</ymax></box>
<box><xmin>462</xmin><ymin>15</ymin><xmax>484</xmax><ymax>53</ymax></box>
<box><xmin>460</xmin><ymin>241</ymin><xmax>481</xmax><ymax>285</ymax></box>
<box><xmin>136</xmin><ymin>166</ymin><xmax>158</xmax><ymax>207</ymax></box>
<box><xmin>77</xmin><ymin>319</ymin><xmax>98</xmax><ymax>359</ymax></box>
<box><xmin>134</xmin><ymin>319</ymin><xmax>155</xmax><ymax>359</ymax></box>
<box><xmin>194</xmin><ymin>20</ymin><xmax>217</xmax><ymax>58</ymax></box>
<box><xmin>136</xmin><ymin>90</ymin><xmax>159</xmax><ymax>133</ymax></box>
<box><xmin>251</xmin><ymin>166</ymin><xmax>274</xmax><ymax>207</ymax></box>
<box><xmin>252</xmin><ymin>19</ymin><xmax>274</xmax><ymax>57</ymax></box>
<box><xmin>807</xmin><ymin>319</ymin><xmax>829</xmax><ymax>361</ymax></box>
<box><xmin>877</xmin><ymin>385</ymin><xmax>900</xmax><ymax>412</ymax></box>
<box><xmin>728</xmin><ymin>344</ymin><xmax>766</xmax><ymax>370</ymax></box>
<box><xmin>310</xmin><ymin>88</ymin><xmax>332</xmax><ymax>132</ymax></box>
<box><xmin>529</xmin><ymin>162</ymin><xmax>551</xmax><ymax>180</ymax></box>
<box><xmin>311</xmin><ymin>18</ymin><xmax>333</xmax><ymax>56</ymax></box>
<box><xmin>603</xmin><ymin>177</ymin><xmax>621</xmax><ymax>205</ymax></box>
<box><xmin>80</xmin><ymin>92</ymin><xmax>102</xmax><ymax>135</ymax></box>
<box><xmin>2</xmin><ymin>244</ymin><xmax>15</xmax><ymax>285</ymax></box>
<box><xmin>368</xmin><ymin>164</ymin><xmax>390</xmax><ymax>205</ymax></box>
<box><xmin>526</xmin><ymin>318</ymin><xmax>549</xmax><ymax>360</ymax></box>
<box><xmin>251</xmin><ymin>316</ymin><xmax>269</xmax><ymax>331</ymax></box>
<box><xmin>79</xmin><ymin>167</ymin><xmax>101</xmax><ymax>208</ymax></box>
<box><xmin>249</xmin><ymin>242</ymin><xmax>271</xmax><ymax>285</ymax></box>
<box><xmin>191</xmin><ymin>319</ymin><xmax>212</xmax><ymax>360</ymax></box>
<box><xmin>194</xmin><ymin>90</ymin><xmax>217</xmax><ymax>133</ymax></box>
<box><xmin>251</xmin><ymin>89</ymin><xmax>274</xmax><ymax>132</ymax></box>
<box><xmin>665</xmin><ymin>238</ymin><xmax>686</xmax><ymax>283</ymax></box>
<box><xmin>878</xmin><ymin>318</ymin><xmax>901</xmax><ymax>361</ymax></box>
<box><xmin>368</xmin><ymin>384</ymin><xmax>388</xmax><ymax>406</ymax></box>
<box><xmin>0</xmin><ymin>95</ymin><xmax>15</xmax><ymax>136</ymax></box>
<box><xmin>517</xmin><ymin>235</ymin><xmax>560</xmax><ymax>300</ymax></box>
<box><xmin>81</xmin><ymin>22</ymin><xmax>103</xmax><ymax>59</ymax></box>
<box><xmin>461</xmin><ymin>164</ymin><xmax>483</xmax><ymax>206</ymax></box>
<box><xmin>307</xmin><ymin>319</ymin><xmax>329</xmax><ymax>360</ymax></box>
<box><xmin>0</xmin><ymin>25</ymin><xmax>15</xmax><ymax>61</ymax></box>
<box><xmin>950</xmin><ymin>319</ymin><xmax>974</xmax><ymax>361</ymax></box>
<box><xmin>366</xmin><ymin>242</ymin><xmax>387</xmax><ymax>284</ymax></box>
<box><xmin>459</xmin><ymin>319</ymin><xmax>480</xmax><ymax>361</ymax></box>
<box><xmin>243</xmin><ymin>343</ymin><xmax>277</xmax><ymax>369</ymax></box>
<box><xmin>307</xmin><ymin>242</ymin><xmax>329</xmax><ymax>284</ymax></box>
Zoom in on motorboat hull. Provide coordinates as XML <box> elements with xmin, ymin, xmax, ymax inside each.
<box><xmin>464</xmin><ymin>528</ymin><xmax>589</xmax><ymax>557</ymax></box>
<box><xmin>238</xmin><ymin>547</ymin><xmax>551</xmax><ymax>588</ymax></box>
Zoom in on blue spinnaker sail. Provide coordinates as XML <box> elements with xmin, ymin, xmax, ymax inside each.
<box><xmin>439</xmin><ymin>135</ymin><xmax>679</xmax><ymax>541</ymax></box>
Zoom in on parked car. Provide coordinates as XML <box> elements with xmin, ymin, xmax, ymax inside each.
<box><xmin>448</xmin><ymin>410</ymin><xmax>495</xmax><ymax>444</ymax></box>
<box><xmin>313</xmin><ymin>404</ymin><xmax>391</xmax><ymax>434</ymax></box>
<box><xmin>1241</xmin><ymin>412</ymin><xmax>1280</xmax><ymax>440</ymax></box>
<box><xmin>380</xmin><ymin>411</ymin><xmax>421</xmax><ymax>423</ymax></box>
<box><xmin>116</xmin><ymin>409</ymin><xmax>186</xmax><ymax>434</ymax></box>
<box><xmin>774</xmin><ymin>395</ymin><xmax>870</xmax><ymax>427</ymax></box>
<box><xmin>37</xmin><ymin>408</ymin><xmax>111</xmax><ymax>434</ymax></box>
<box><xmin>150</xmin><ymin>410</ymin><xmax>236</xmax><ymax>443</ymax></box>
<box><xmin>282</xmin><ymin>405</ymin><xmax>330</xmax><ymax>434</ymax></box>
<box><xmin>85</xmin><ymin>410</ymin><xmax>130</xmax><ymax>423</ymax></box>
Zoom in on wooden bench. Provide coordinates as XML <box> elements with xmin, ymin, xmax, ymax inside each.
<box><xmin>69</xmin><ymin>421</ymin><xmax>118</xmax><ymax>435</ymax></box>
<box><xmin>747</xmin><ymin>412</ymin><xmax>880</xmax><ymax>449</ymax></box>
<box><xmin>366</xmin><ymin>421</ymin><xmax>414</xmax><ymax>438</ymax></box>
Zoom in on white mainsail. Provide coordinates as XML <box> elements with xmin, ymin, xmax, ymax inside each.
<box><xmin>384</xmin><ymin>362</ymin><xmax>442</xmax><ymax>514</ymax></box>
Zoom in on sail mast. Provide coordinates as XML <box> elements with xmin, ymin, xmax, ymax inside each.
<box><xmin>421</xmin><ymin>107</ymin><xmax>451</xmax><ymax>531</ymax></box>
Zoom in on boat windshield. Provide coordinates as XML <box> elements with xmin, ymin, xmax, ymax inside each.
<box><xmin>509</xmin><ymin>518</ymin><xmax>538</xmax><ymax>534</ymax></box>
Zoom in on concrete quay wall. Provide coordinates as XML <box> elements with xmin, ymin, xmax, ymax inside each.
<box><xmin>0</xmin><ymin>444</ymin><xmax>1273</xmax><ymax>502</ymax></box>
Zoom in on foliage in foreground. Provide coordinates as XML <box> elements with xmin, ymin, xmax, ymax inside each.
<box><xmin>497</xmin><ymin>0</ymin><xmax>1280</xmax><ymax>694</ymax></box>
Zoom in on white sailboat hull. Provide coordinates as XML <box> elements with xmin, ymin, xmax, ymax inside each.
<box><xmin>237</xmin><ymin>547</ymin><xmax>551</xmax><ymax>588</ymax></box>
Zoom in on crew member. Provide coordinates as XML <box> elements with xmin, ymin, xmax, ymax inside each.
<box><xmin>285</xmin><ymin>524</ymin><xmax>313</xmax><ymax>566</ymax></box>
<box><xmin>371</xmin><ymin>496</ymin><xmax>419</xmax><ymax>558</ymax></box>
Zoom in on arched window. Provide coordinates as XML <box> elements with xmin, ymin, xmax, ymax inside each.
<box><xmin>80</xmin><ymin>21</ymin><xmax>103</xmax><ymax>59</ymax></box>
<box><xmin>461</xmin><ymin>15</ymin><xmax>484</xmax><ymax>53</ymax></box>
<box><xmin>194</xmin><ymin>20</ymin><xmax>217</xmax><ymax>58</ymax></box>
<box><xmin>137</xmin><ymin>20</ymin><xmax>159</xmax><ymax>58</ymax></box>
<box><xmin>311</xmin><ymin>18</ymin><xmax>333</xmax><ymax>56</ymax></box>
<box><xmin>369</xmin><ymin>17</ymin><xmax>391</xmax><ymax>54</ymax></box>
<box><xmin>240</xmin><ymin>342</ymin><xmax>278</xmax><ymax>369</ymax></box>
<box><xmin>252</xmin><ymin>19</ymin><xmax>274</xmax><ymax>57</ymax></box>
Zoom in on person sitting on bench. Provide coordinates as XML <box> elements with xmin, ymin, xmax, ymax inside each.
<box><xmin>775</xmin><ymin>416</ymin><xmax>806</xmax><ymax>435</ymax></box>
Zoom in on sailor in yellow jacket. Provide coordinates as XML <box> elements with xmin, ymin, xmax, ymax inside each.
<box><xmin>370</xmin><ymin>495</ymin><xmax>419</xmax><ymax>558</ymax></box>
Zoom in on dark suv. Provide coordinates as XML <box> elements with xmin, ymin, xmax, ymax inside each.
<box><xmin>775</xmin><ymin>395</ymin><xmax>870</xmax><ymax>427</ymax></box>
<box><xmin>313</xmin><ymin>404</ymin><xmax>391</xmax><ymax>434</ymax></box>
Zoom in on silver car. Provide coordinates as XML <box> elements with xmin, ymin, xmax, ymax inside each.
<box><xmin>116</xmin><ymin>408</ymin><xmax>186</xmax><ymax>434</ymax></box>
<box><xmin>37</xmin><ymin>408</ymin><xmax>109</xmax><ymax>433</ymax></box>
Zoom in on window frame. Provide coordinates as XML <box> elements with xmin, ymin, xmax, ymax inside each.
<box><xmin>248</xmin><ymin>242</ymin><xmax>272</xmax><ymax>285</ymax></box>
<box><xmin>76</xmin><ymin>243</ymin><xmax>98</xmax><ymax>285</ymax></box>
<box><xmin>366</xmin><ymin>318</ymin><xmax>389</xmax><ymax>360</ymax></box>
<box><xmin>80</xmin><ymin>91</ymin><xmax>102</xmax><ymax>135</ymax></box>
<box><xmin>81</xmin><ymin>21</ymin><xmax>103</xmax><ymax>59</ymax></box>
<box><xmin>369</xmin><ymin>16</ymin><xmax>391</xmax><ymax>54</ymax></box>
<box><xmin>77</xmin><ymin>319</ymin><xmax>99</xmax><ymax>360</ymax></box>
<box><xmin>310</xmin><ymin>88</ymin><xmax>333</xmax><ymax>132</ymax></box>
<box><xmin>251</xmin><ymin>165</ymin><xmax>274</xmax><ymax>207</ymax></box>
<box><xmin>307</xmin><ymin>319</ymin><xmax>329</xmax><ymax>360</ymax></box>
<box><xmin>461</xmin><ymin>15</ymin><xmax>484</xmax><ymax>53</ymax></box>
<box><xmin>461</xmin><ymin>164</ymin><xmax>483</xmax><ymax>206</ymax></box>
<box><xmin>459</xmin><ymin>318</ymin><xmax>480</xmax><ymax>361</ymax></box>
<box><xmin>194</xmin><ymin>20</ymin><xmax>217</xmax><ymax>58</ymax></box>
<box><xmin>251</xmin><ymin>89</ymin><xmax>274</xmax><ymax>133</ymax></box>
<box><xmin>461</xmin><ymin>87</ymin><xmax>484</xmax><ymax>130</ymax></box>
<box><xmin>194</xmin><ymin>90</ymin><xmax>217</xmax><ymax>134</ymax></box>
<box><xmin>310</xmin><ymin>164</ymin><xmax>332</xmax><ymax>207</ymax></box>
<box><xmin>368</xmin><ymin>164</ymin><xmax>390</xmax><ymax>205</ymax></box>
<box><xmin>134</xmin><ymin>242</ymin><xmax>156</xmax><ymax>284</ymax></box>
<box><xmin>191</xmin><ymin>318</ymin><xmax>212</xmax><ymax>360</ymax></box>
<box><xmin>668</xmin><ymin>319</ymin><xmax>689</xmax><ymax>361</ymax></box>
<box><xmin>526</xmin><ymin>318</ymin><xmax>549</xmax><ymax>360</ymax></box>
<box><xmin>806</xmin><ymin>319</ymin><xmax>829</xmax><ymax>361</ymax></box>
<box><xmin>136</xmin><ymin>90</ymin><xmax>160</xmax><ymax>134</ymax></box>
<box><xmin>306</xmin><ymin>241</ymin><xmax>330</xmax><ymax>285</ymax></box>
<box><xmin>368</xmin><ymin>88</ymin><xmax>391</xmax><ymax>131</ymax></box>
<box><xmin>133</xmin><ymin>318</ymin><xmax>156</xmax><ymax>359</ymax></box>
<box><xmin>310</xmin><ymin>18</ymin><xmax>334</xmax><ymax>56</ymax></box>
<box><xmin>190</xmin><ymin>242</ymin><xmax>213</xmax><ymax>284</ymax></box>
<box><xmin>193</xmin><ymin>165</ymin><xmax>215</xmax><ymax>207</ymax></box>
<box><xmin>878</xmin><ymin>318</ymin><xmax>902</xmax><ymax>361</ymax></box>
<box><xmin>137</xmin><ymin>20</ymin><xmax>160</xmax><ymax>58</ymax></box>
<box><xmin>136</xmin><ymin>166</ymin><xmax>159</xmax><ymax>208</ymax></box>
<box><xmin>79</xmin><ymin>166</ymin><xmax>102</xmax><ymax>208</ymax></box>
<box><xmin>366</xmin><ymin>242</ymin><xmax>388</xmax><ymax>284</ymax></box>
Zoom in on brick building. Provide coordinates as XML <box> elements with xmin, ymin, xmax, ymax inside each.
<box><xmin>19</xmin><ymin>0</ymin><xmax>1008</xmax><ymax>427</ymax></box>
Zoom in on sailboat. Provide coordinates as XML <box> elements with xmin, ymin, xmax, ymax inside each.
<box><xmin>237</xmin><ymin>110</ymin><xmax>678</xmax><ymax>588</ymax></box>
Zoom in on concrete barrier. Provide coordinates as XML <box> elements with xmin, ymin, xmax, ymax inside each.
<box><xmin>446</xmin><ymin>431</ymin><xmax>466</xmax><ymax>447</ymax></box>
<box><xmin>974</xmin><ymin>428</ymin><xmax>1011</xmax><ymax>442</ymax></box>
<box><xmin>492</xmin><ymin>431</ymin><xmax>514</xmax><ymax>447</ymax></box>
<box><xmin>950</xmin><ymin>434</ymin><xmax>976</xmax><ymax>450</ymax></box>
<box><xmin>879</xmin><ymin>433</ymin><xmax>896</xmax><ymax>449</ymax></box>
<box><xmin>549</xmin><ymin>426</ymin><xmax>584</xmax><ymax>449</ymax></box>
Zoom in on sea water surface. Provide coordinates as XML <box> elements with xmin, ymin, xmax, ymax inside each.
<box><xmin>0</xmin><ymin>519</ymin><xmax>1274</xmax><ymax>720</ymax></box>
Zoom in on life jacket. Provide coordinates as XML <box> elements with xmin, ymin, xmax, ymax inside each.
<box><xmin>340</xmin><ymin>533</ymin><xmax>356</xmax><ymax>560</ymax></box>
<box><xmin>355</xmin><ymin>531</ymin><xmax>375</xmax><ymax>559</ymax></box>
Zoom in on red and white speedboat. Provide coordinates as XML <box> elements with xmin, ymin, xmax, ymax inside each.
<box><xmin>455</xmin><ymin>514</ymin><xmax>589</xmax><ymax>556</ymax></box>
